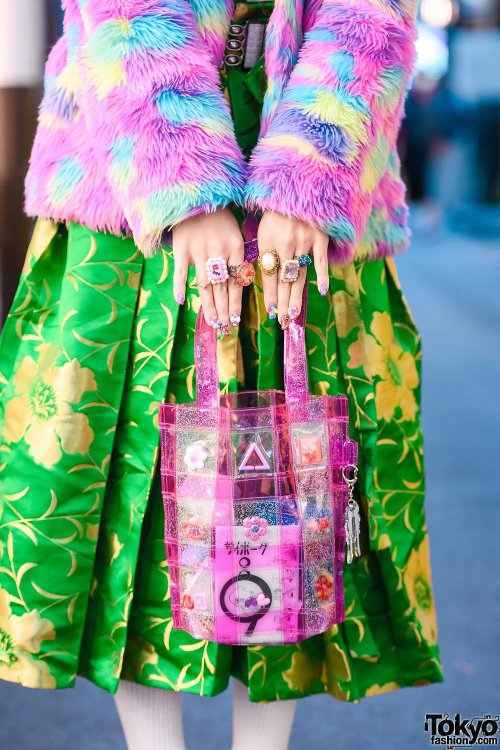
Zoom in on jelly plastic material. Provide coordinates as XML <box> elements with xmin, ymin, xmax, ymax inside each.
<box><xmin>158</xmin><ymin>286</ymin><xmax>358</xmax><ymax>645</ymax></box>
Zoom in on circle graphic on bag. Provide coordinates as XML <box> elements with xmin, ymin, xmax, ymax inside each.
<box><xmin>219</xmin><ymin>562</ymin><xmax>272</xmax><ymax>636</ymax></box>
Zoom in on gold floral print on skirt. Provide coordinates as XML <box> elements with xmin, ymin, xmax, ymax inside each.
<box><xmin>0</xmin><ymin>0</ymin><xmax>444</xmax><ymax>700</ymax></box>
<box><xmin>0</xmin><ymin>217</ymin><xmax>444</xmax><ymax>701</ymax></box>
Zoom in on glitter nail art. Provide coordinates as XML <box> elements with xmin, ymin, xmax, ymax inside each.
<box><xmin>281</xmin><ymin>314</ymin><xmax>290</xmax><ymax>330</ymax></box>
<box><xmin>289</xmin><ymin>306</ymin><xmax>299</xmax><ymax>320</ymax></box>
<box><xmin>319</xmin><ymin>283</ymin><xmax>329</xmax><ymax>296</ymax></box>
<box><xmin>219</xmin><ymin>322</ymin><xmax>229</xmax><ymax>336</ymax></box>
<box><xmin>209</xmin><ymin>315</ymin><xmax>220</xmax><ymax>329</ymax></box>
<box><xmin>176</xmin><ymin>293</ymin><xmax>185</xmax><ymax>304</ymax></box>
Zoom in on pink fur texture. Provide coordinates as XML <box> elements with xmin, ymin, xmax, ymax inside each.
<box><xmin>26</xmin><ymin>0</ymin><xmax>419</xmax><ymax>262</ymax></box>
<box><xmin>245</xmin><ymin>0</ymin><xmax>419</xmax><ymax>262</ymax></box>
<box><xmin>26</xmin><ymin>0</ymin><xmax>246</xmax><ymax>256</ymax></box>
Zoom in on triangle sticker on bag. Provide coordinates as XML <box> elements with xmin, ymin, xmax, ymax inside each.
<box><xmin>238</xmin><ymin>440</ymin><xmax>271</xmax><ymax>472</ymax></box>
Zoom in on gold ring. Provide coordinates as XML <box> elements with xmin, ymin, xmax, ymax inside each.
<box><xmin>257</xmin><ymin>248</ymin><xmax>280</xmax><ymax>275</ymax></box>
<box><xmin>195</xmin><ymin>277</ymin><xmax>210</xmax><ymax>289</ymax></box>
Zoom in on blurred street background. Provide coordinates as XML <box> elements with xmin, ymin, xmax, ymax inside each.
<box><xmin>0</xmin><ymin>1</ymin><xmax>499</xmax><ymax>749</ymax></box>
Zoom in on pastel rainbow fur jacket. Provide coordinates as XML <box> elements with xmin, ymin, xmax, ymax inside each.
<box><xmin>25</xmin><ymin>0</ymin><xmax>419</xmax><ymax>263</ymax></box>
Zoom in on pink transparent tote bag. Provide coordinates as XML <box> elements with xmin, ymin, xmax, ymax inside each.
<box><xmin>158</xmin><ymin>287</ymin><xmax>360</xmax><ymax>645</ymax></box>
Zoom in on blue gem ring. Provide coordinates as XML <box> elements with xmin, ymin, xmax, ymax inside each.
<box><xmin>295</xmin><ymin>253</ymin><xmax>313</xmax><ymax>268</ymax></box>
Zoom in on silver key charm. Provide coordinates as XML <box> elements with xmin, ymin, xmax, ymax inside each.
<box><xmin>345</xmin><ymin>499</ymin><xmax>361</xmax><ymax>564</ymax></box>
<box><xmin>342</xmin><ymin>464</ymin><xmax>361</xmax><ymax>564</ymax></box>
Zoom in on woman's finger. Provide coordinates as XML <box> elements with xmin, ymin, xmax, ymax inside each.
<box><xmin>276</xmin><ymin>242</ymin><xmax>296</xmax><ymax>329</ymax></box>
<box><xmin>172</xmin><ymin>242</ymin><xmax>189</xmax><ymax>305</ymax></box>
<box><xmin>287</xmin><ymin>264</ymin><xmax>308</xmax><ymax>320</ymax></box>
<box><xmin>227</xmin><ymin>276</ymin><xmax>242</xmax><ymax>328</ymax></box>
<box><xmin>286</xmin><ymin>236</ymin><xmax>312</xmax><ymax>319</ymax></box>
<box><xmin>226</xmin><ymin>237</ymin><xmax>244</xmax><ymax>329</ymax></box>
<box><xmin>194</xmin><ymin>257</ymin><xmax>218</xmax><ymax>328</ymax></box>
<box><xmin>212</xmin><ymin>281</ymin><xmax>229</xmax><ymax>334</ymax></box>
<box><xmin>260</xmin><ymin>254</ymin><xmax>279</xmax><ymax>321</ymax></box>
<box><xmin>312</xmin><ymin>233</ymin><xmax>330</xmax><ymax>296</ymax></box>
<box><xmin>227</xmin><ymin>254</ymin><xmax>245</xmax><ymax>329</ymax></box>
<box><xmin>256</xmin><ymin>239</ymin><xmax>279</xmax><ymax>320</ymax></box>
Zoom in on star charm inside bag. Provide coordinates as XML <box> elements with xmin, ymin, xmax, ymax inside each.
<box><xmin>158</xmin><ymin>289</ymin><xmax>360</xmax><ymax>645</ymax></box>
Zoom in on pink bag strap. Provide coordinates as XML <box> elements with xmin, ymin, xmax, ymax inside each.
<box><xmin>195</xmin><ymin>279</ymin><xmax>309</xmax><ymax>407</ymax></box>
<box><xmin>283</xmin><ymin>281</ymin><xmax>308</xmax><ymax>403</ymax></box>
<box><xmin>195</xmin><ymin>305</ymin><xmax>220</xmax><ymax>408</ymax></box>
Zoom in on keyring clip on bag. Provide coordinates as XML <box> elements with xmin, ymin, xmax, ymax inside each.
<box><xmin>158</xmin><ymin>283</ymin><xmax>361</xmax><ymax>646</ymax></box>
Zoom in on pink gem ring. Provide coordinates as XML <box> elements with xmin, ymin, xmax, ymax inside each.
<box><xmin>206</xmin><ymin>256</ymin><xmax>229</xmax><ymax>284</ymax></box>
<box><xmin>228</xmin><ymin>260</ymin><xmax>256</xmax><ymax>287</ymax></box>
<box><xmin>280</xmin><ymin>258</ymin><xmax>300</xmax><ymax>283</ymax></box>
<box><xmin>257</xmin><ymin>248</ymin><xmax>280</xmax><ymax>275</ymax></box>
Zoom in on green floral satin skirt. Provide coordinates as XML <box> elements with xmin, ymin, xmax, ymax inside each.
<box><xmin>0</xmin><ymin>4</ymin><xmax>444</xmax><ymax>702</ymax></box>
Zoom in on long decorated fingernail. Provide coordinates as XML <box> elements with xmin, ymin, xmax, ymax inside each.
<box><xmin>281</xmin><ymin>314</ymin><xmax>290</xmax><ymax>330</ymax></box>
<box><xmin>288</xmin><ymin>306</ymin><xmax>299</xmax><ymax>320</ymax></box>
<box><xmin>230</xmin><ymin>313</ymin><xmax>241</xmax><ymax>327</ymax></box>
<box><xmin>209</xmin><ymin>314</ymin><xmax>219</xmax><ymax>329</ymax></box>
<box><xmin>319</xmin><ymin>283</ymin><xmax>329</xmax><ymax>296</ymax></box>
<box><xmin>219</xmin><ymin>322</ymin><xmax>230</xmax><ymax>337</ymax></box>
<box><xmin>268</xmin><ymin>304</ymin><xmax>278</xmax><ymax>320</ymax></box>
<box><xmin>176</xmin><ymin>293</ymin><xmax>185</xmax><ymax>304</ymax></box>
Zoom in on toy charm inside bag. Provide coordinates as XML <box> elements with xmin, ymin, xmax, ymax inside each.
<box><xmin>158</xmin><ymin>287</ymin><xmax>360</xmax><ymax>645</ymax></box>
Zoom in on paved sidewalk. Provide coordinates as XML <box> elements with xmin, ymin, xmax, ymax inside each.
<box><xmin>1</xmin><ymin>224</ymin><xmax>499</xmax><ymax>749</ymax></box>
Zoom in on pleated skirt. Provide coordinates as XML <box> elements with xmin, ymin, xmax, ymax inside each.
<box><xmin>0</xmin><ymin>0</ymin><xmax>444</xmax><ymax>700</ymax></box>
<box><xmin>0</xmin><ymin>216</ymin><xmax>444</xmax><ymax>701</ymax></box>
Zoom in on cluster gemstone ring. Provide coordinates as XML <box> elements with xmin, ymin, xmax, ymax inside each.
<box><xmin>296</xmin><ymin>253</ymin><xmax>312</xmax><ymax>268</ymax></box>
<box><xmin>280</xmin><ymin>259</ymin><xmax>300</xmax><ymax>283</ymax></box>
<box><xmin>280</xmin><ymin>253</ymin><xmax>313</xmax><ymax>282</ymax></box>
<box><xmin>279</xmin><ymin>252</ymin><xmax>313</xmax><ymax>282</ymax></box>
<box><xmin>228</xmin><ymin>261</ymin><xmax>255</xmax><ymax>287</ymax></box>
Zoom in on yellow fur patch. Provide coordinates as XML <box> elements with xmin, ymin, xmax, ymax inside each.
<box><xmin>262</xmin><ymin>135</ymin><xmax>331</xmax><ymax>164</ymax></box>
<box><xmin>308</xmin><ymin>91</ymin><xmax>369</xmax><ymax>144</ymax></box>
<box><xmin>89</xmin><ymin>59</ymin><xmax>126</xmax><ymax>99</ymax></box>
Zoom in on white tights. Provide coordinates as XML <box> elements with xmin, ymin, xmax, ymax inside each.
<box><xmin>114</xmin><ymin>678</ymin><xmax>297</xmax><ymax>750</ymax></box>
<box><xmin>231</xmin><ymin>678</ymin><xmax>297</xmax><ymax>750</ymax></box>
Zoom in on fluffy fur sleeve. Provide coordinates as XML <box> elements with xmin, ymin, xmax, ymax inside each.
<box><xmin>76</xmin><ymin>0</ymin><xmax>247</xmax><ymax>256</ymax></box>
<box><xmin>244</xmin><ymin>0</ymin><xmax>418</xmax><ymax>263</ymax></box>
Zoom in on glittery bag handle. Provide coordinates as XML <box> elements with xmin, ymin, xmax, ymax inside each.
<box><xmin>283</xmin><ymin>282</ymin><xmax>309</xmax><ymax>403</ymax></box>
<box><xmin>195</xmin><ymin>249</ymin><xmax>309</xmax><ymax>407</ymax></box>
<box><xmin>195</xmin><ymin>307</ymin><xmax>220</xmax><ymax>408</ymax></box>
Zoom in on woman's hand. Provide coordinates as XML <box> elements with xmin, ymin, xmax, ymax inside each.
<box><xmin>172</xmin><ymin>208</ymin><xmax>244</xmax><ymax>334</ymax></box>
<box><xmin>257</xmin><ymin>211</ymin><xmax>330</xmax><ymax>328</ymax></box>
